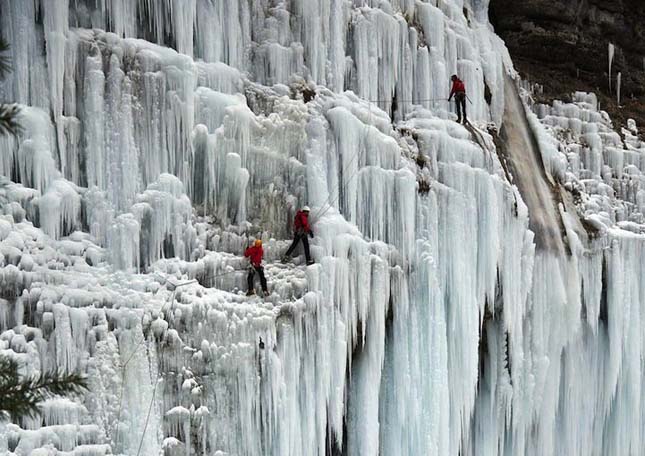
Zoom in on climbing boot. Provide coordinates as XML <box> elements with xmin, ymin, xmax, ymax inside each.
<box><xmin>281</xmin><ymin>256</ymin><xmax>290</xmax><ymax>264</ymax></box>
<box><xmin>246</xmin><ymin>289</ymin><xmax>256</xmax><ymax>296</ymax></box>
<box><xmin>306</xmin><ymin>260</ymin><xmax>315</xmax><ymax>266</ymax></box>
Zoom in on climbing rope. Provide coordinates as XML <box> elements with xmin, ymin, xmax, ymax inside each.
<box><xmin>366</xmin><ymin>97</ymin><xmax>449</xmax><ymax>104</ymax></box>
<box><xmin>311</xmin><ymin>93</ymin><xmax>469</xmax><ymax>223</ymax></box>
<box><xmin>112</xmin><ymin>276</ymin><xmax>190</xmax><ymax>449</ymax></box>
<box><xmin>113</xmin><ymin>312</ymin><xmax>148</xmax><ymax>449</ymax></box>
<box><xmin>135</xmin><ymin>374</ymin><xmax>160</xmax><ymax>456</ymax></box>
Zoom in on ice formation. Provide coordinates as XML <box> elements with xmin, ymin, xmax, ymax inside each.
<box><xmin>609</xmin><ymin>42</ymin><xmax>615</xmax><ymax>92</ymax></box>
<box><xmin>0</xmin><ymin>1</ymin><xmax>644</xmax><ymax>455</ymax></box>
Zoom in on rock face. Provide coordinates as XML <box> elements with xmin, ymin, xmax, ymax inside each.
<box><xmin>489</xmin><ymin>0</ymin><xmax>645</xmax><ymax>133</ymax></box>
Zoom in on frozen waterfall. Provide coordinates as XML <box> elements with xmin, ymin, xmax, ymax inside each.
<box><xmin>1</xmin><ymin>1</ymin><xmax>645</xmax><ymax>455</ymax></box>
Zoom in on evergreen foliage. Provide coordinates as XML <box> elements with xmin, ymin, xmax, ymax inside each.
<box><xmin>0</xmin><ymin>37</ymin><xmax>22</xmax><ymax>136</ymax></box>
<box><xmin>0</xmin><ymin>357</ymin><xmax>88</xmax><ymax>422</ymax></box>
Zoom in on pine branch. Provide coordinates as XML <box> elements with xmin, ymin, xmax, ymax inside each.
<box><xmin>0</xmin><ymin>356</ymin><xmax>18</xmax><ymax>382</ymax></box>
<box><xmin>0</xmin><ymin>39</ymin><xmax>20</xmax><ymax>137</ymax></box>
<box><xmin>0</xmin><ymin>103</ymin><xmax>22</xmax><ymax>137</ymax></box>
<box><xmin>0</xmin><ymin>37</ymin><xmax>11</xmax><ymax>80</ymax></box>
<box><xmin>31</xmin><ymin>371</ymin><xmax>88</xmax><ymax>398</ymax></box>
<box><xmin>0</xmin><ymin>355</ymin><xmax>88</xmax><ymax>422</ymax></box>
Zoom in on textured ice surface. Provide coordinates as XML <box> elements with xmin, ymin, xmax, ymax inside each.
<box><xmin>0</xmin><ymin>1</ymin><xmax>644</xmax><ymax>455</ymax></box>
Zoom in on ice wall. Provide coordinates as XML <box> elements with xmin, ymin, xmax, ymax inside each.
<box><xmin>0</xmin><ymin>1</ymin><xmax>644</xmax><ymax>456</ymax></box>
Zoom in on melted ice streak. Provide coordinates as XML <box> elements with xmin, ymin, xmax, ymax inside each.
<box><xmin>0</xmin><ymin>1</ymin><xmax>643</xmax><ymax>456</ymax></box>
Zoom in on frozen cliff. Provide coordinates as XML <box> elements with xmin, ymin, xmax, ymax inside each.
<box><xmin>0</xmin><ymin>0</ymin><xmax>644</xmax><ymax>455</ymax></box>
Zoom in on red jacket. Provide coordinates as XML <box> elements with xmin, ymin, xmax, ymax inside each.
<box><xmin>244</xmin><ymin>245</ymin><xmax>264</xmax><ymax>267</ymax></box>
<box><xmin>450</xmin><ymin>78</ymin><xmax>466</xmax><ymax>97</ymax></box>
<box><xmin>294</xmin><ymin>210</ymin><xmax>311</xmax><ymax>233</ymax></box>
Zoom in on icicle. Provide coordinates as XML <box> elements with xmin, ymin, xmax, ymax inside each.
<box><xmin>617</xmin><ymin>72</ymin><xmax>622</xmax><ymax>106</ymax></box>
<box><xmin>107</xmin><ymin>213</ymin><xmax>140</xmax><ymax>271</ymax></box>
<box><xmin>83</xmin><ymin>47</ymin><xmax>106</xmax><ymax>191</ymax></box>
<box><xmin>608</xmin><ymin>42</ymin><xmax>615</xmax><ymax>92</ymax></box>
<box><xmin>41</xmin><ymin>0</ymin><xmax>70</xmax><ymax>176</ymax></box>
<box><xmin>39</xmin><ymin>179</ymin><xmax>81</xmax><ymax>240</ymax></box>
<box><xmin>170</xmin><ymin>0</ymin><xmax>196</xmax><ymax>57</ymax></box>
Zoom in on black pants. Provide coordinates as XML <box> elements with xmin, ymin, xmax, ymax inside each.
<box><xmin>455</xmin><ymin>92</ymin><xmax>467</xmax><ymax>123</ymax></box>
<box><xmin>247</xmin><ymin>265</ymin><xmax>268</xmax><ymax>293</ymax></box>
<box><xmin>284</xmin><ymin>232</ymin><xmax>311</xmax><ymax>263</ymax></box>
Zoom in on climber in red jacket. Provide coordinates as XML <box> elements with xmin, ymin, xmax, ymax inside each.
<box><xmin>282</xmin><ymin>206</ymin><xmax>314</xmax><ymax>265</ymax></box>
<box><xmin>245</xmin><ymin>239</ymin><xmax>268</xmax><ymax>296</ymax></box>
<box><xmin>448</xmin><ymin>74</ymin><xmax>467</xmax><ymax>124</ymax></box>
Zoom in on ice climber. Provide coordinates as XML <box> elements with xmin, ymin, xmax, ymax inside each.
<box><xmin>448</xmin><ymin>74</ymin><xmax>467</xmax><ymax>124</ymax></box>
<box><xmin>245</xmin><ymin>239</ymin><xmax>269</xmax><ymax>296</ymax></box>
<box><xmin>282</xmin><ymin>206</ymin><xmax>315</xmax><ymax>265</ymax></box>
